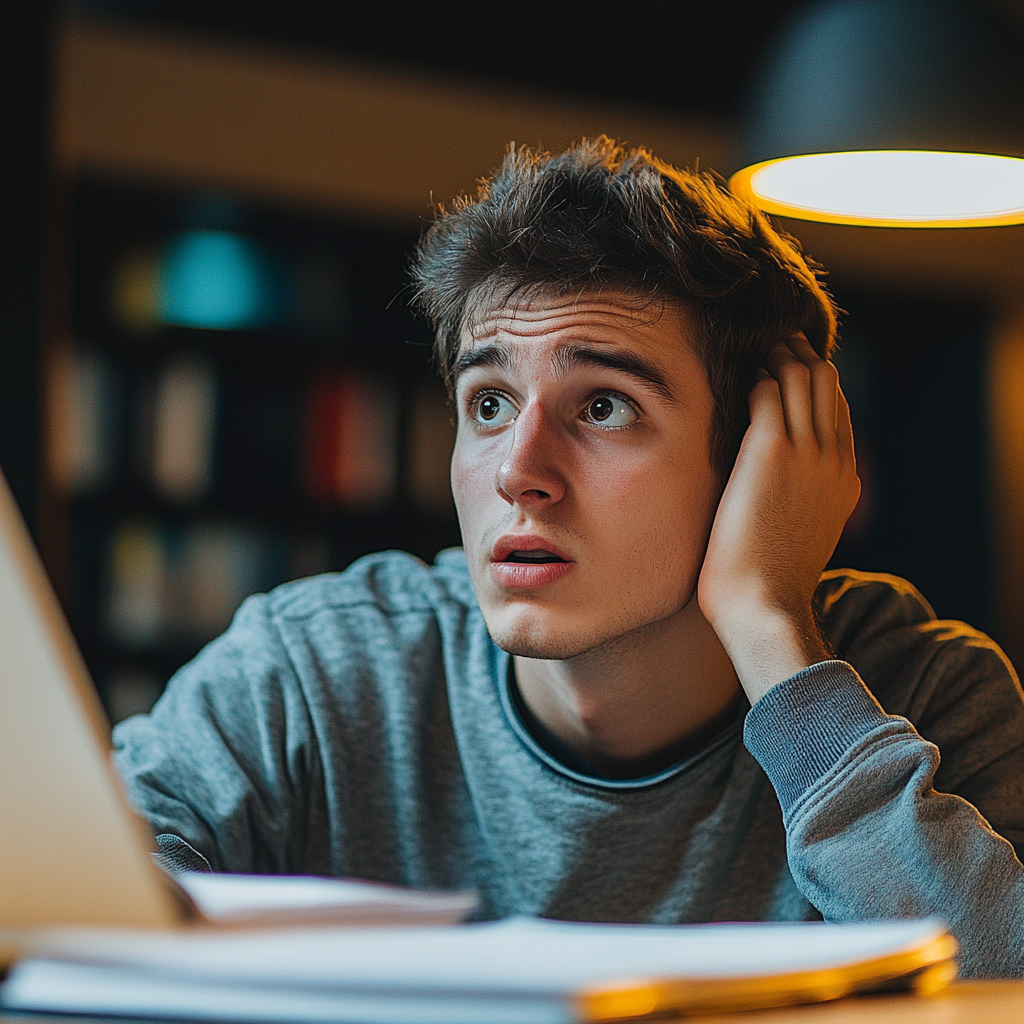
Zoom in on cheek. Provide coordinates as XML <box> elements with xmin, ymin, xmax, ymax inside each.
<box><xmin>584</xmin><ymin>442</ymin><xmax>720</xmax><ymax>557</ymax></box>
<box><xmin>451</xmin><ymin>435</ymin><xmax>497</xmax><ymax>531</ymax></box>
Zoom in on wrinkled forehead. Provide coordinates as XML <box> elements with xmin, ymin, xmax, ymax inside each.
<box><xmin>459</xmin><ymin>282</ymin><xmax>686</xmax><ymax>350</ymax></box>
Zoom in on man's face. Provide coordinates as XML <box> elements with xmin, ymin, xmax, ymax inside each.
<box><xmin>451</xmin><ymin>290</ymin><xmax>723</xmax><ymax>661</ymax></box>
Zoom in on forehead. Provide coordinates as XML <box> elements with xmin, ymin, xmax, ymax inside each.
<box><xmin>460</xmin><ymin>290</ymin><xmax>693</xmax><ymax>351</ymax></box>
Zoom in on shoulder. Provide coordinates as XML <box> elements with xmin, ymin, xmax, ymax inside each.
<box><xmin>156</xmin><ymin>547</ymin><xmax>479</xmax><ymax>697</ymax></box>
<box><xmin>815</xmin><ymin>568</ymin><xmax>936</xmax><ymax>649</ymax></box>
<box><xmin>815</xmin><ymin>567</ymin><xmax>1021</xmax><ymax>728</ymax></box>
<box><xmin>260</xmin><ymin>547</ymin><xmax>476</xmax><ymax>624</ymax></box>
<box><xmin>218</xmin><ymin>547</ymin><xmax>482</xmax><ymax>686</ymax></box>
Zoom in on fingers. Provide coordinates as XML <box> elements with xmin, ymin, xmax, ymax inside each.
<box><xmin>765</xmin><ymin>342</ymin><xmax>815</xmax><ymax>444</ymax></box>
<box><xmin>764</xmin><ymin>333</ymin><xmax>842</xmax><ymax>451</ymax></box>
<box><xmin>837</xmin><ymin>380</ymin><xmax>856</xmax><ymax>462</ymax></box>
<box><xmin>787</xmin><ymin>334</ymin><xmax>841</xmax><ymax>445</ymax></box>
<box><xmin>746</xmin><ymin>368</ymin><xmax>787</xmax><ymax>442</ymax></box>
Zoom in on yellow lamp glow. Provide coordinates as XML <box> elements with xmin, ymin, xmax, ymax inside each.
<box><xmin>729</xmin><ymin>151</ymin><xmax>1024</xmax><ymax>229</ymax></box>
<box><xmin>732</xmin><ymin>2</ymin><xmax>1024</xmax><ymax>229</ymax></box>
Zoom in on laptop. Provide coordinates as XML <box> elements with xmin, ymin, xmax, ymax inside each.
<box><xmin>0</xmin><ymin>468</ymin><xmax>183</xmax><ymax>942</ymax></box>
<box><xmin>0</xmin><ymin>467</ymin><xmax>475</xmax><ymax>965</ymax></box>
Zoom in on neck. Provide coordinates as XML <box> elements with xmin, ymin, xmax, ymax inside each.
<box><xmin>513</xmin><ymin>596</ymin><xmax>741</xmax><ymax>779</ymax></box>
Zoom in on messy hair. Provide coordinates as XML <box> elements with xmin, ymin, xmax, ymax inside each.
<box><xmin>409</xmin><ymin>136</ymin><xmax>839</xmax><ymax>475</ymax></box>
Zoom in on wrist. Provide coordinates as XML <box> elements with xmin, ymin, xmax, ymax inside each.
<box><xmin>711</xmin><ymin>603</ymin><xmax>831</xmax><ymax>705</ymax></box>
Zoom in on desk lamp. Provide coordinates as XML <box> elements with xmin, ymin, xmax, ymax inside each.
<box><xmin>728</xmin><ymin>0</ymin><xmax>1024</xmax><ymax>227</ymax></box>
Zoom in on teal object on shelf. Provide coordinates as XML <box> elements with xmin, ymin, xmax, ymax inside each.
<box><xmin>159</xmin><ymin>230</ymin><xmax>289</xmax><ymax>330</ymax></box>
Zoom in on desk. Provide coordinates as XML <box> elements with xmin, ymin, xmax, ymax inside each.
<box><xmin>1</xmin><ymin>983</ymin><xmax>1022</xmax><ymax>1024</ymax></box>
<box><xmin>689</xmin><ymin>981</ymin><xmax>1024</xmax><ymax>1023</ymax></box>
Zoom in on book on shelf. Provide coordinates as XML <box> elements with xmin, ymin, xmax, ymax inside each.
<box><xmin>168</xmin><ymin>521</ymin><xmax>274</xmax><ymax>640</ymax></box>
<box><xmin>406</xmin><ymin>380</ymin><xmax>456</xmax><ymax>515</ymax></box>
<box><xmin>105</xmin><ymin>520</ymin><xmax>285</xmax><ymax>651</ymax></box>
<box><xmin>51</xmin><ymin>335</ymin><xmax>447</xmax><ymax>518</ymax></box>
<box><xmin>151</xmin><ymin>353</ymin><xmax>219</xmax><ymax>504</ymax></box>
<box><xmin>110</xmin><ymin>244</ymin><xmax>162</xmax><ymax>335</ymax></box>
<box><xmin>46</xmin><ymin>341</ymin><xmax>117</xmax><ymax>495</ymax></box>
<box><xmin>1</xmin><ymin>915</ymin><xmax>957</xmax><ymax>1023</ymax></box>
<box><xmin>106</xmin><ymin>521</ymin><xmax>169</xmax><ymax>651</ymax></box>
<box><xmin>303</xmin><ymin>368</ymin><xmax>399</xmax><ymax>508</ymax></box>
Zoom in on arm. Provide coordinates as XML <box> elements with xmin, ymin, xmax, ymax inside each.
<box><xmin>697</xmin><ymin>333</ymin><xmax>860</xmax><ymax>700</ymax></box>
<box><xmin>697</xmin><ymin>336</ymin><xmax>1024</xmax><ymax>977</ymax></box>
<box><xmin>746</xmin><ymin>658</ymin><xmax>1024</xmax><ymax>978</ymax></box>
<box><xmin>112</xmin><ymin>592</ymin><xmax>324</xmax><ymax>875</ymax></box>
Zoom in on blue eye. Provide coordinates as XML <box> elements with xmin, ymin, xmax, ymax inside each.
<box><xmin>473</xmin><ymin>393</ymin><xmax>516</xmax><ymax>426</ymax></box>
<box><xmin>585</xmin><ymin>395</ymin><xmax>636</xmax><ymax>427</ymax></box>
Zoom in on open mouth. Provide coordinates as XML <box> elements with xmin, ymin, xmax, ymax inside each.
<box><xmin>503</xmin><ymin>550</ymin><xmax>566</xmax><ymax>564</ymax></box>
<box><xmin>491</xmin><ymin>540</ymin><xmax>573</xmax><ymax>588</ymax></box>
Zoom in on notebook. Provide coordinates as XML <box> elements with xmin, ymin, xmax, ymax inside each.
<box><xmin>3</xmin><ymin>916</ymin><xmax>957</xmax><ymax>1023</ymax></box>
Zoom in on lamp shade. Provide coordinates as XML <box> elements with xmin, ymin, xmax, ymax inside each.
<box><xmin>160</xmin><ymin>231</ymin><xmax>290</xmax><ymax>330</ymax></box>
<box><xmin>729</xmin><ymin>1</ymin><xmax>1024</xmax><ymax>227</ymax></box>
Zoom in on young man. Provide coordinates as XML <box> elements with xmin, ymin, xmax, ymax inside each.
<box><xmin>113</xmin><ymin>139</ymin><xmax>1024</xmax><ymax>977</ymax></box>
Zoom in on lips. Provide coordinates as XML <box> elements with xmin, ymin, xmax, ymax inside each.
<box><xmin>490</xmin><ymin>535</ymin><xmax>574</xmax><ymax>589</ymax></box>
<box><xmin>504</xmin><ymin>549</ymin><xmax>562</xmax><ymax>563</ymax></box>
<box><xmin>492</xmin><ymin>535</ymin><xmax>570</xmax><ymax>563</ymax></box>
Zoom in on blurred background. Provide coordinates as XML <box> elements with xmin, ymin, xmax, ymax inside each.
<box><xmin>2</xmin><ymin>0</ymin><xmax>1022</xmax><ymax>724</ymax></box>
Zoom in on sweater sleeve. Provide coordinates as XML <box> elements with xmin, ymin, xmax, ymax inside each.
<box><xmin>112</xmin><ymin>592</ymin><xmax>326</xmax><ymax>876</ymax></box>
<box><xmin>744</xmin><ymin>661</ymin><xmax>1024</xmax><ymax>979</ymax></box>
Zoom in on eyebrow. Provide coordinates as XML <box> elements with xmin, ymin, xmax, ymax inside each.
<box><xmin>454</xmin><ymin>343</ymin><xmax>677</xmax><ymax>403</ymax></box>
<box><xmin>455</xmin><ymin>344</ymin><xmax>512</xmax><ymax>379</ymax></box>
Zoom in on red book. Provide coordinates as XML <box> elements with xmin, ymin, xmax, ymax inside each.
<box><xmin>303</xmin><ymin>369</ymin><xmax>397</xmax><ymax>508</ymax></box>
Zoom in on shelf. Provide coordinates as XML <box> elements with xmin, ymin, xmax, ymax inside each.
<box><xmin>55</xmin><ymin>176</ymin><xmax>462</xmax><ymax>722</ymax></box>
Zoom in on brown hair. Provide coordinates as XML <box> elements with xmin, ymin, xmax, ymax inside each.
<box><xmin>409</xmin><ymin>136</ymin><xmax>839</xmax><ymax>475</ymax></box>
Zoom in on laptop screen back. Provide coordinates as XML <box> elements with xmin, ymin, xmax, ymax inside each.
<box><xmin>0</xmin><ymin>470</ymin><xmax>178</xmax><ymax>932</ymax></box>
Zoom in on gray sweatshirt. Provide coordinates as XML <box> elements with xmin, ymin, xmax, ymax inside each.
<box><xmin>112</xmin><ymin>549</ymin><xmax>1024</xmax><ymax>978</ymax></box>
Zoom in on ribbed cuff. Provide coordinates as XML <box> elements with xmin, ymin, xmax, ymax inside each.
<box><xmin>152</xmin><ymin>833</ymin><xmax>213</xmax><ymax>875</ymax></box>
<box><xmin>743</xmin><ymin>660</ymin><xmax>895</xmax><ymax>815</ymax></box>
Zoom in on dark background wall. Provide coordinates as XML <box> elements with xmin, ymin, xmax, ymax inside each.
<box><xmin>0</xmin><ymin>1</ymin><xmax>52</xmax><ymax>530</ymax></box>
<box><xmin>830</xmin><ymin>293</ymin><xmax>991</xmax><ymax>628</ymax></box>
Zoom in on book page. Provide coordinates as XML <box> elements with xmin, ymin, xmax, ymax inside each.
<box><xmin>176</xmin><ymin>872</ymin><xmax>478</xmax><ymax>927</ymax></box>
<box><xmin>20</xmin><ymin>917</ymin><xmax>949</xmax><ymax>992</ymax></box>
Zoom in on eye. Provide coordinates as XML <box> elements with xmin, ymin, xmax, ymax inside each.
<box><xmin>583</xmin><ymin>394</ymin><xmax>636</xmax><ymax>428</ymax></box>
<box><xmin>471</xmin><ymin>392</ymin><xmax>517</xmax><ymax>427</ymax></box>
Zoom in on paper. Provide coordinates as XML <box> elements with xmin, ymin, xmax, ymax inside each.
<box><xmin>1</xmin><ymin>916</ymin><xmax>954</xmax><ymax>1023</ymax></box>
<box><xmin>1</xmin><ymin>960</ymin><xmax>562</xmax><ymax>1024</ymax></box>
<box><xmin>176</xmin><ymin>871</ymin><xmax>478</xmax><ymax>927</ymax></box>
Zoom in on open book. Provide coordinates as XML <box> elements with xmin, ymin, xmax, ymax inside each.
<box><xmin>1</xmin><ymin>916</ymin><xmax>956</xmax><ymax>1023</ymax></box>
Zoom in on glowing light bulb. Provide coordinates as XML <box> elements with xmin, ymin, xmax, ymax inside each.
<box><xmin>729</xmin><ymin>152</ymin><xmax>1024</xmax><ymax>228</ymax></box>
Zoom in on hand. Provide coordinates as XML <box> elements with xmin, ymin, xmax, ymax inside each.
<box><xmin>696</xmin><ymin>335</ymin><xmax>861</xmax><ymax>704</ymax></box>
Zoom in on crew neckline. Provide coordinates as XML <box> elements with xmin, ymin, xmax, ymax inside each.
<box><xmin>498</xmin><ymin>654</ymin><xmax>745</xmax><ymax>790</ymax></box>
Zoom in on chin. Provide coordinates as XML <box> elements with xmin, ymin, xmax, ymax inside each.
<box><xmin>482</xmin><ymin>603</ymin><xmax>672</xmax><ymax>663</ymax></box>
<box><xmin>478</xmin><ymin>603</ymin><xmax>593</xmax><ymax>660</ymax></box>
<box><xmin>488</xmin><ymin>629</ymin><xmax>599</xmax><ymax>662</ymax></box>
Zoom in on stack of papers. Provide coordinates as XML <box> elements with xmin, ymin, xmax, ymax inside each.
<box><xmin>1</xmin><ymin>916</ymin><xmax>957</xmax><ymax>1023</ymax></box>
<box><xmin>172</xmin><ymin>870</ymin><xmax>478</xmax><ymax>928</ymax></box>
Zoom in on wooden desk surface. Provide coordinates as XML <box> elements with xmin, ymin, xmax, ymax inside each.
<box><xmin>689</xmin><ymin>981</ymin><xmax>1024</xmax><ymax>1024</ymax></box>
<box><xmin>1</xmin><ymin>982</ymin><xmax>1022</xmax><ymax>1023</ymax></box>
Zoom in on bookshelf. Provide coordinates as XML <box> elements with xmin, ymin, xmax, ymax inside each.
<box><xmin>53</xmin><ymin>177</ymin><xmax>461</xmax><ymax>723</ymax></box>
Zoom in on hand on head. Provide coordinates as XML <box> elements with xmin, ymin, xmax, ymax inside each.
<box><xmin>697</xmin><ymin>334</ymin><xmax>861</xmax><ymax>703</ymax></box>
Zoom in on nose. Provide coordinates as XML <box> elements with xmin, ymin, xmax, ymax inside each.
<box><xmin>495</xmin><ymin>402</ymin><xmax>566</xmax><ymax>508</ymax></box>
